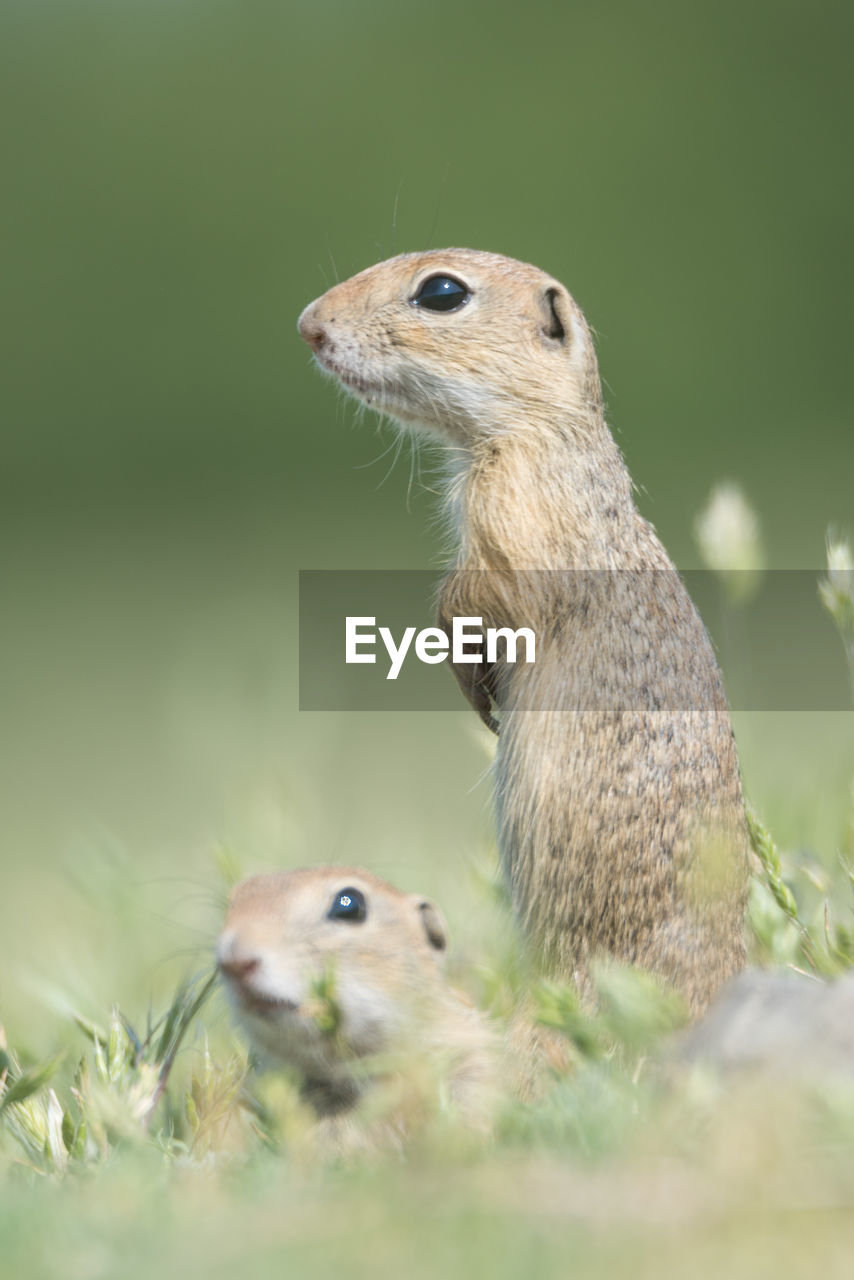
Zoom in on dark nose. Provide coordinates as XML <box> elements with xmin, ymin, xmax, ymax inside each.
<box><xmin>298</xmin><ymin>305</ymin><xmax>329</xmax><ymax>353</ymax></box>
<box><xmin>218</xmin><ymin>953</ymin><xmax>260</xmax><ymax>983</ymax></box>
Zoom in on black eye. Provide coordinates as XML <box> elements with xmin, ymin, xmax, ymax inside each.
<box><xmin>411</xmin><ymin>274</ymin><xmax>471</xmax><ymax>312</ymax></box>
<box><xmin>327</xmin><ymin>887</ymin><xmax>367</xmax><ymax>923</ymax></box>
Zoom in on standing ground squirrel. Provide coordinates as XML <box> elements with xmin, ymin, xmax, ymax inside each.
<box><xmin>218</xmin><ymin>866</ymin><xmax>497</xmax><ymax>1139</ymax></box>
<box><xmin>298</xmin><ymin>249</ymin><xmax>749</xmax><ymax>1015</ymax></box>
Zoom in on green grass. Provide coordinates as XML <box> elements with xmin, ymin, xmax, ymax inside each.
<box><xmin>4</xmin><ymin>790</ymin><xmax>854</xmax><ymax>1280</ymax></box>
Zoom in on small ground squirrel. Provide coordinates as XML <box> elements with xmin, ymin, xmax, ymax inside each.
<box><xmin>298</xmin><ymin>249</ymin><xmax>750</xmax><ymax>1015</ymax></box>
<box><xmin>218</xmin><ymin>866</ymin><xmax>497</xmax><ymax>1133</ymax></box>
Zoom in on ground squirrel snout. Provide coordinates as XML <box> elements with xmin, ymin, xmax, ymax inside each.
<box><xmin>299</xmin><ymin>249</ymin><xmax>750</xmax><ymax>1016</ymax></box>
<box><xmin>298</xmin><ymin>314</ymin><xmax>327</xmax><ymax>355</ymax></box>
<box><xmin>218</xmin><ymin>866</ymin><xmax>495</xmax><ymax>1123</ymax></box>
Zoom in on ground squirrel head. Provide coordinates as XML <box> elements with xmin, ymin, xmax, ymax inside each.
<box><xmin>298</xmin><ymin>249</ymin><xmax>601</xmax><ymax>446</ymax></box>
<box><xmin>218</xmin><ymin>866</ymin><xmax>450</xmax><ymax>1102</ymax></box>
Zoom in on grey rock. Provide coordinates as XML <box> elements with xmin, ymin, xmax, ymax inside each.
<box><xmin>672</xmin><ymin>969</ymin><xmax>854</xmax><ymax>1076</ymax></box>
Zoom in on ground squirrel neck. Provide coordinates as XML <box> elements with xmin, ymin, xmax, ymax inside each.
<box><xmin>460</xmin><ymin>430</ymin><xmax>639</xmax><ymax>572</ymax></box>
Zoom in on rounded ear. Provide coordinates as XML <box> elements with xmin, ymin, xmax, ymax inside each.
<box><xmin>415</xmin><ymin>899</ymin><xmax>448</xmax><ymax>951</ymax></box>
<box><xmin>538</xmin><ymin>284</ymin><xmax>571</xmax><ymax>347</ymax></box>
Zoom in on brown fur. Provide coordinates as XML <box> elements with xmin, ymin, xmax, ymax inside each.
<box><xmin>298</xmin><ymin>249</ymin><xmax>749</xmax><ymax>1015</ymax></box>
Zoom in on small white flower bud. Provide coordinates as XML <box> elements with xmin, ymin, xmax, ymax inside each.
<box><xmin>694</xmin><ymin>483</ymin><xmax>764</xmax><ymax>602</ymax></box>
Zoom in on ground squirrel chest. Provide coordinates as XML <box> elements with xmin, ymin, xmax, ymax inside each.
<box><xmin>298</xmin><ymin>249</ymin><xmax>750</xmax><ymax>1015</ymax></box>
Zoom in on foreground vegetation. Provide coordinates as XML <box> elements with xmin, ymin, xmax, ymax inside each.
<box><xmin>4</xmin><ymin>851</ymin><xmax>854</xmax><ymax>1280</ymax></box>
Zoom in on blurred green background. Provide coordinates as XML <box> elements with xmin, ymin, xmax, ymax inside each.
<box><xmin>2</xmin><ymin>0</ymin><xmax>853</xmax><ymax>1051</ymax></box>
